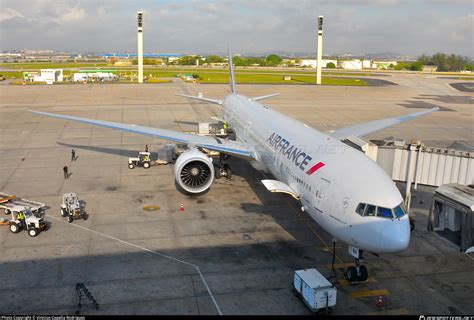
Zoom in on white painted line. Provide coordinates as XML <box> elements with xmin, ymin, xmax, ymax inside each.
<box><xmin>47</xmin><ymin>215</ymin><xmax>223</xmax><ymax>315</ymax></box>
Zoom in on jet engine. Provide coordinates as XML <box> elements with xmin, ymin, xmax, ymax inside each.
<box><xmin>174</xmin><ymin>149</ymin><xmax>215</xmax><ymax>194</ymax></box>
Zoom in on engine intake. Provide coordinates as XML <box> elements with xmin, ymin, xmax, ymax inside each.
<box><xmin>174</xmin><ymin>149</ymin><xmax>214</xmax><ymax>194</ymax></box>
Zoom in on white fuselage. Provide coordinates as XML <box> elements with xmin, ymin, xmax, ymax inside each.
<box><xmin>223</xmin><ymin>94</ymin><xmax>410</xmax><ymax>254</ymax></box>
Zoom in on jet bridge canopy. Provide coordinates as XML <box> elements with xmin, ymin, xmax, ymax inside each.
<box><xmin>428</xmin><ymin>183</ymin><xmax>474</xmax><ymax>251</ymax></box>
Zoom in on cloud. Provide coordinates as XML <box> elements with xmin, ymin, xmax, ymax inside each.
<box><xmin>0</xmin><ymin>0</ymin><xmax>472</xmax><ymax>58</ymax></box>
<box><xmin>0</xmin><ymin>8</ymin><xmax>25</xmax><ymax>22</ymax></box>
<box><xmin>55</xmin><ymin>5</ymin><xmax>86</xmax><ymax>23</ymax></box>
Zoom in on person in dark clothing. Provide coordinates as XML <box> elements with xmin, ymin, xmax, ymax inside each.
<box><xmin>145</xmin><ymin>145</ymin><xmax>149</xmax><ymax>153</ymax></box>
<box><xmin>71</xmin><ymin>149</ymin><xmax>76</xmax><ymax>161</ymax></box>
<box><xmin>63</xmin><ymin>165</ymin><xmax>69</xmax><ymax>179</ymax></box>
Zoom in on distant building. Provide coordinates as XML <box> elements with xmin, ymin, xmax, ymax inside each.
<box><xmin>168</xmin><ymin>57</ymin><xmax>180</xmax><ymax>64</ymax></box>
<box><xmin>299</xmin><ymin>59</ymin><xmax>337</xmax><ymax>68</ymax></box>
<box><xmin>339</xmin><ymin>60</ymin><xmax>363</xmax><ymax>70</ymax></box>
<box><xmin>423</xmin><ymin>65</ymin><xmax>437</xmax><ymax>73</ymax></box>
<box><xmin>73</xmin><ymin>70</ymin><xmax>117</xmax><ymax>82</ymax></box>
<box><xmin>24</xmin><ymin>69</ymin><xmax>63</xmax><ymax>83</ymax></box>
<box><xmin>182</xmin><ymin>74</ymin><xmax>196</xmax><ymax>82</ymax></box>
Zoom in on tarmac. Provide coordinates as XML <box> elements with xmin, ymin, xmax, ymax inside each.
<box><xmin>0</xmin><ymin>73</ymin><xmax>473</xmax><ymax>315</ymax></box>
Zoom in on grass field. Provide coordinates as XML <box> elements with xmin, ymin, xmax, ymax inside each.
<box><xmin>197</xmin><ymin>73</ymin><xmax>367</xmax><ymax>85</ymax></box>
<box><xmin>0</xmin><ymin>62</ymin><xmax>372</xmax><ymax>85</ymax></box>
<box><xmin>0</xmin><ymin>62</ymin><xmax>108</xmax><ymax>69</ymax></box>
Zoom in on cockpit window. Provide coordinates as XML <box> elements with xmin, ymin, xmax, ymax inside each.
<box><xmin>356</xmin><ymin>202</ymin><xmax>407</xmax><ymax>219</ymax></box>
<box><xmin>393</xmin><ymin>204</ymin><xmax>406</xmax><ymax>218</ymax></box>
<box><xmin>377</xmin><ymin>207</ymin><xmax>393</xmax><ymax>218</ymax></box>
<box><xmin>355</xmin><ymin>203</ymin><xmax>366</xmax><ymax>216</ymax></box>
<box><xmin>366</xmin><ymin>205</ymin><xmax>376</xmax><ymax>217</ymax></box>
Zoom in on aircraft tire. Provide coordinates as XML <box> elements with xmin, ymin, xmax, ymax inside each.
<box><xmin>358</xmin><ymin>265</ymin><xmax>368</xmax><ymax>282</ymax></box>
<box><xmin>346</xmin><ymin>266</ymin><xmax>358</xmax><ymax>282</ymax></box>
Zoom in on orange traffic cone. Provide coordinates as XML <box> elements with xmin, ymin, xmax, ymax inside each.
<box><xmin>376</xmin><ymin>295</ymin><xmax>384</xmax><ymax>308</ymax></box>
<box><xmin>179</xmin><ymin>203</ymin><xmax>185</xmax><ymax>212</ymax></box>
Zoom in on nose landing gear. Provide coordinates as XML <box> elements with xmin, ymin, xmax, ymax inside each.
<box><xmin>345</xmin><ymin>247</ymin><xmax>369</xmax><ymax>283</ymax></box>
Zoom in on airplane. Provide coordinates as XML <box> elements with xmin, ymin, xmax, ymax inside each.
<box><xmin>29</xmin><ymin>46</ymin><xmax>439</xmax><ymax>283</ymax></box>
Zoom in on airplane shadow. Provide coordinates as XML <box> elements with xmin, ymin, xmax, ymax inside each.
<box><xmin>55</xmin><ymin>141</ymin><xmax>344</xmax><ymax>267</ymax></box>
<box><xmin>226</xmin><ymin>157</ymin><xmax>351</xmax><ymax>273</ymax></box>
<box><xmin>57</xmin><ymin>142</ymin><xmax>154</xmax><ymax>159</ymax></box>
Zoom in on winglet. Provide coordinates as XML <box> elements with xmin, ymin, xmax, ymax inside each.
<box><xmin>228</xmin><ymin>44</ymin><xmax>236</xmax><ymax>94</ymax></box>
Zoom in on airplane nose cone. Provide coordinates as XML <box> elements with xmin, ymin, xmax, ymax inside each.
<box><xmin>379</xmin><ymin>220</ymin><xmax>410</xmax><ymax>253</ymax></box>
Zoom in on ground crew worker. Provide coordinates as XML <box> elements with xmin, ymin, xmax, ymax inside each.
<box><xmin>71</xmin><ymin>149</ymin><xmax>76</xmax><ymax>161</ymax></box>
<box><xmin>223</xmin><ymin>122</ymin><xmax>228</xmax><ymax>130</ymax></box>
<box><xmin>17</xmin><ymin>211</ymin><xmax>25</xmax><ymax>227</ymax></box>
<box><xmin>63</xmin><ymin>165</ymin><xmax>69</xmax><ymax>179</ymax></box>
<box><xmin>145</xmin><ymin>144</ymin><xmax>149</xmax><ymax>153</ymax></box>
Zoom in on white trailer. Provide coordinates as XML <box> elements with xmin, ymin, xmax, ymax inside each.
<box><xmin>0</xmin><ymin>192</ymin><xmax>46</xmax><ymax>215</ymax></box>
<box><xmin>293</xmin><ymin>269</ymin><xmax>337</xmax><ymax>313</ymax></box>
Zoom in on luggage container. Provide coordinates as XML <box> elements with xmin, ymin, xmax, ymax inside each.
<box><xmin>293</xmin><ymin>268</ymin><xmax>337</xmax><ymax>313</ymax></box>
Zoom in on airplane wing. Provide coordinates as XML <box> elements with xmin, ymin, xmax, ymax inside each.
<box><xmin>252</xmin><ymin>93</ymin><xmax>280</xmax><ymax>101</ymax></box>
<box><xmin>175</xmin><ymin>94</ymin><xmax>223</xmax><ymax>105</ymax></box>
<box><xmin>328</xmin><ymin>107</ymin><xmax>439</xmax><ymax>140</ymax></box>
<box><xmin>29</xmin><ymin>110</ymin><xmax>255</xmax><ymax>159</ymax></box>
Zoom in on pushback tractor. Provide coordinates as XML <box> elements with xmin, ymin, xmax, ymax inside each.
<box><xmin>128</xmin><ymin>152</ymin><xmax>151</xmax><ymax>169</ymax></box>
<box><xmin>61</xmin><ymin>193</ymin><xmax>88</xmax><ymax>223</ymax></box>
<box><xmin>8</xmin><ymin>205</ymin><xmax>47</xmax><ymax>237</ymax></box>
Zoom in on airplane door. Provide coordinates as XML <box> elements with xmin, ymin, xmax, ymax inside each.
<box><xmin>314</xmin><ymin>178</ymin><xmax>330</xmax><ymax>213</ymax></box>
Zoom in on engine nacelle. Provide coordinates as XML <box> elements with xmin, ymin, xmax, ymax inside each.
<box><xmin>174</xmin><ymin>149</ymin><xmax>215</xmax><ymax>194</ymax></box>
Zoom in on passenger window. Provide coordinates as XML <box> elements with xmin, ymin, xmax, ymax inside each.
<box><xmin>366</xmin><ymin>205</ymin><xmax>376</xmax><ymax>217</ymax></box>
<box><xmin>355</xmin><ymin>203</ymin><xmax>366</xmax><ymax>216</ymax></box>
<box><xmin>377</xmin><ymin>207</ymin><xmax>393</xmax><ymax>218</ymax></box>
<box><xmin>393</xmin><ymin>205</ymin><xmax>406</xmax><ymax>218</ymax></box>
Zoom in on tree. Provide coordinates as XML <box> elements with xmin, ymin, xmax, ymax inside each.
<box><xmin>394</xmin><ymin>62</ymin><xmax>410</xmax><ymax>70</ymax></box>
<box><xmin>176</xmin><ymin>56</ymin><xmax>204</xmax><ymax>66</ymax></box>
<box><xmin>409</xmin><ymin>61</ymin><xmax>423</xmax><ymax>71</ymax></box>
<box><xmin>424</xmin><ymin>53</ymin><xmax>469</xmax><ymax>72</ymax></box>
<box><xmin>205</xmin><ymin>55</ymin><xmax>224</xmax><ymax>63</ymax></box>
<box><xmin>326</xmin><ymin>62</ymin><xmax>336</xmax><ymax>69</ymax></box>
<box><xmin>265</xmin><ymin>54</ymin><xmax>282</xmax><ymax>66</ymax></box>
<box><xmin>232</xmin><ymin>56</ymin><xmax>247</xmax><ymax>66</ymax></box>
<box><xmin>417</xmin><ymin>54</ymin><xmax>432</xmax><ymax>66</ymax></box>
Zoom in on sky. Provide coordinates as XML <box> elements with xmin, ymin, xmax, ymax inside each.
<box><xmin>0</xmin><ymin>0</ymin><xmax>472</xmax><ymax>58</ymax></box>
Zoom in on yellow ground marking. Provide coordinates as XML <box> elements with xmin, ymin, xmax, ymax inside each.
<box><xmin>143</xmin><ymin>205</ymin><xmax>161</xmax><ymax>211</ymax></box>
<box><xmin>338</xmin><ymin>276</ymin><xmax>377</xmax><ymax>286</ymax></box>
<box><xmin>351</xmin><ymin>289</ymin><xmax>390</xmax><ymax>299</ymax></box>
<box><xmin>326</xmin><ymin>262</ymin><xmax>356</xmax><ymax>269</ymax></box>
<box><xmin>368</xmin><ymin>308</ymin><xmax>409</xmax><ymax>315</ymax></box>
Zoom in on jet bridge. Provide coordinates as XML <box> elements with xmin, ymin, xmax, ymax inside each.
<box><xmin>345</xmin><ymin>138</ymin><xmax>474</xmax><ymax>188</ymax></box>
<box><xmin>427</xmin><ymin>183</ymin><xmax>474</xmax><ymax>251</ymax></box>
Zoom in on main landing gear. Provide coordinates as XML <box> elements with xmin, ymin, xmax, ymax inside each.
<box><xmin>345</xmin><ymin>246</ymin><xmax>369</xmax><ymax>283</ymax></box>
<box><xmin>215</xmin><ymin>155</ymin><xmax>232</xmax><ymax>180</ymax></box>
